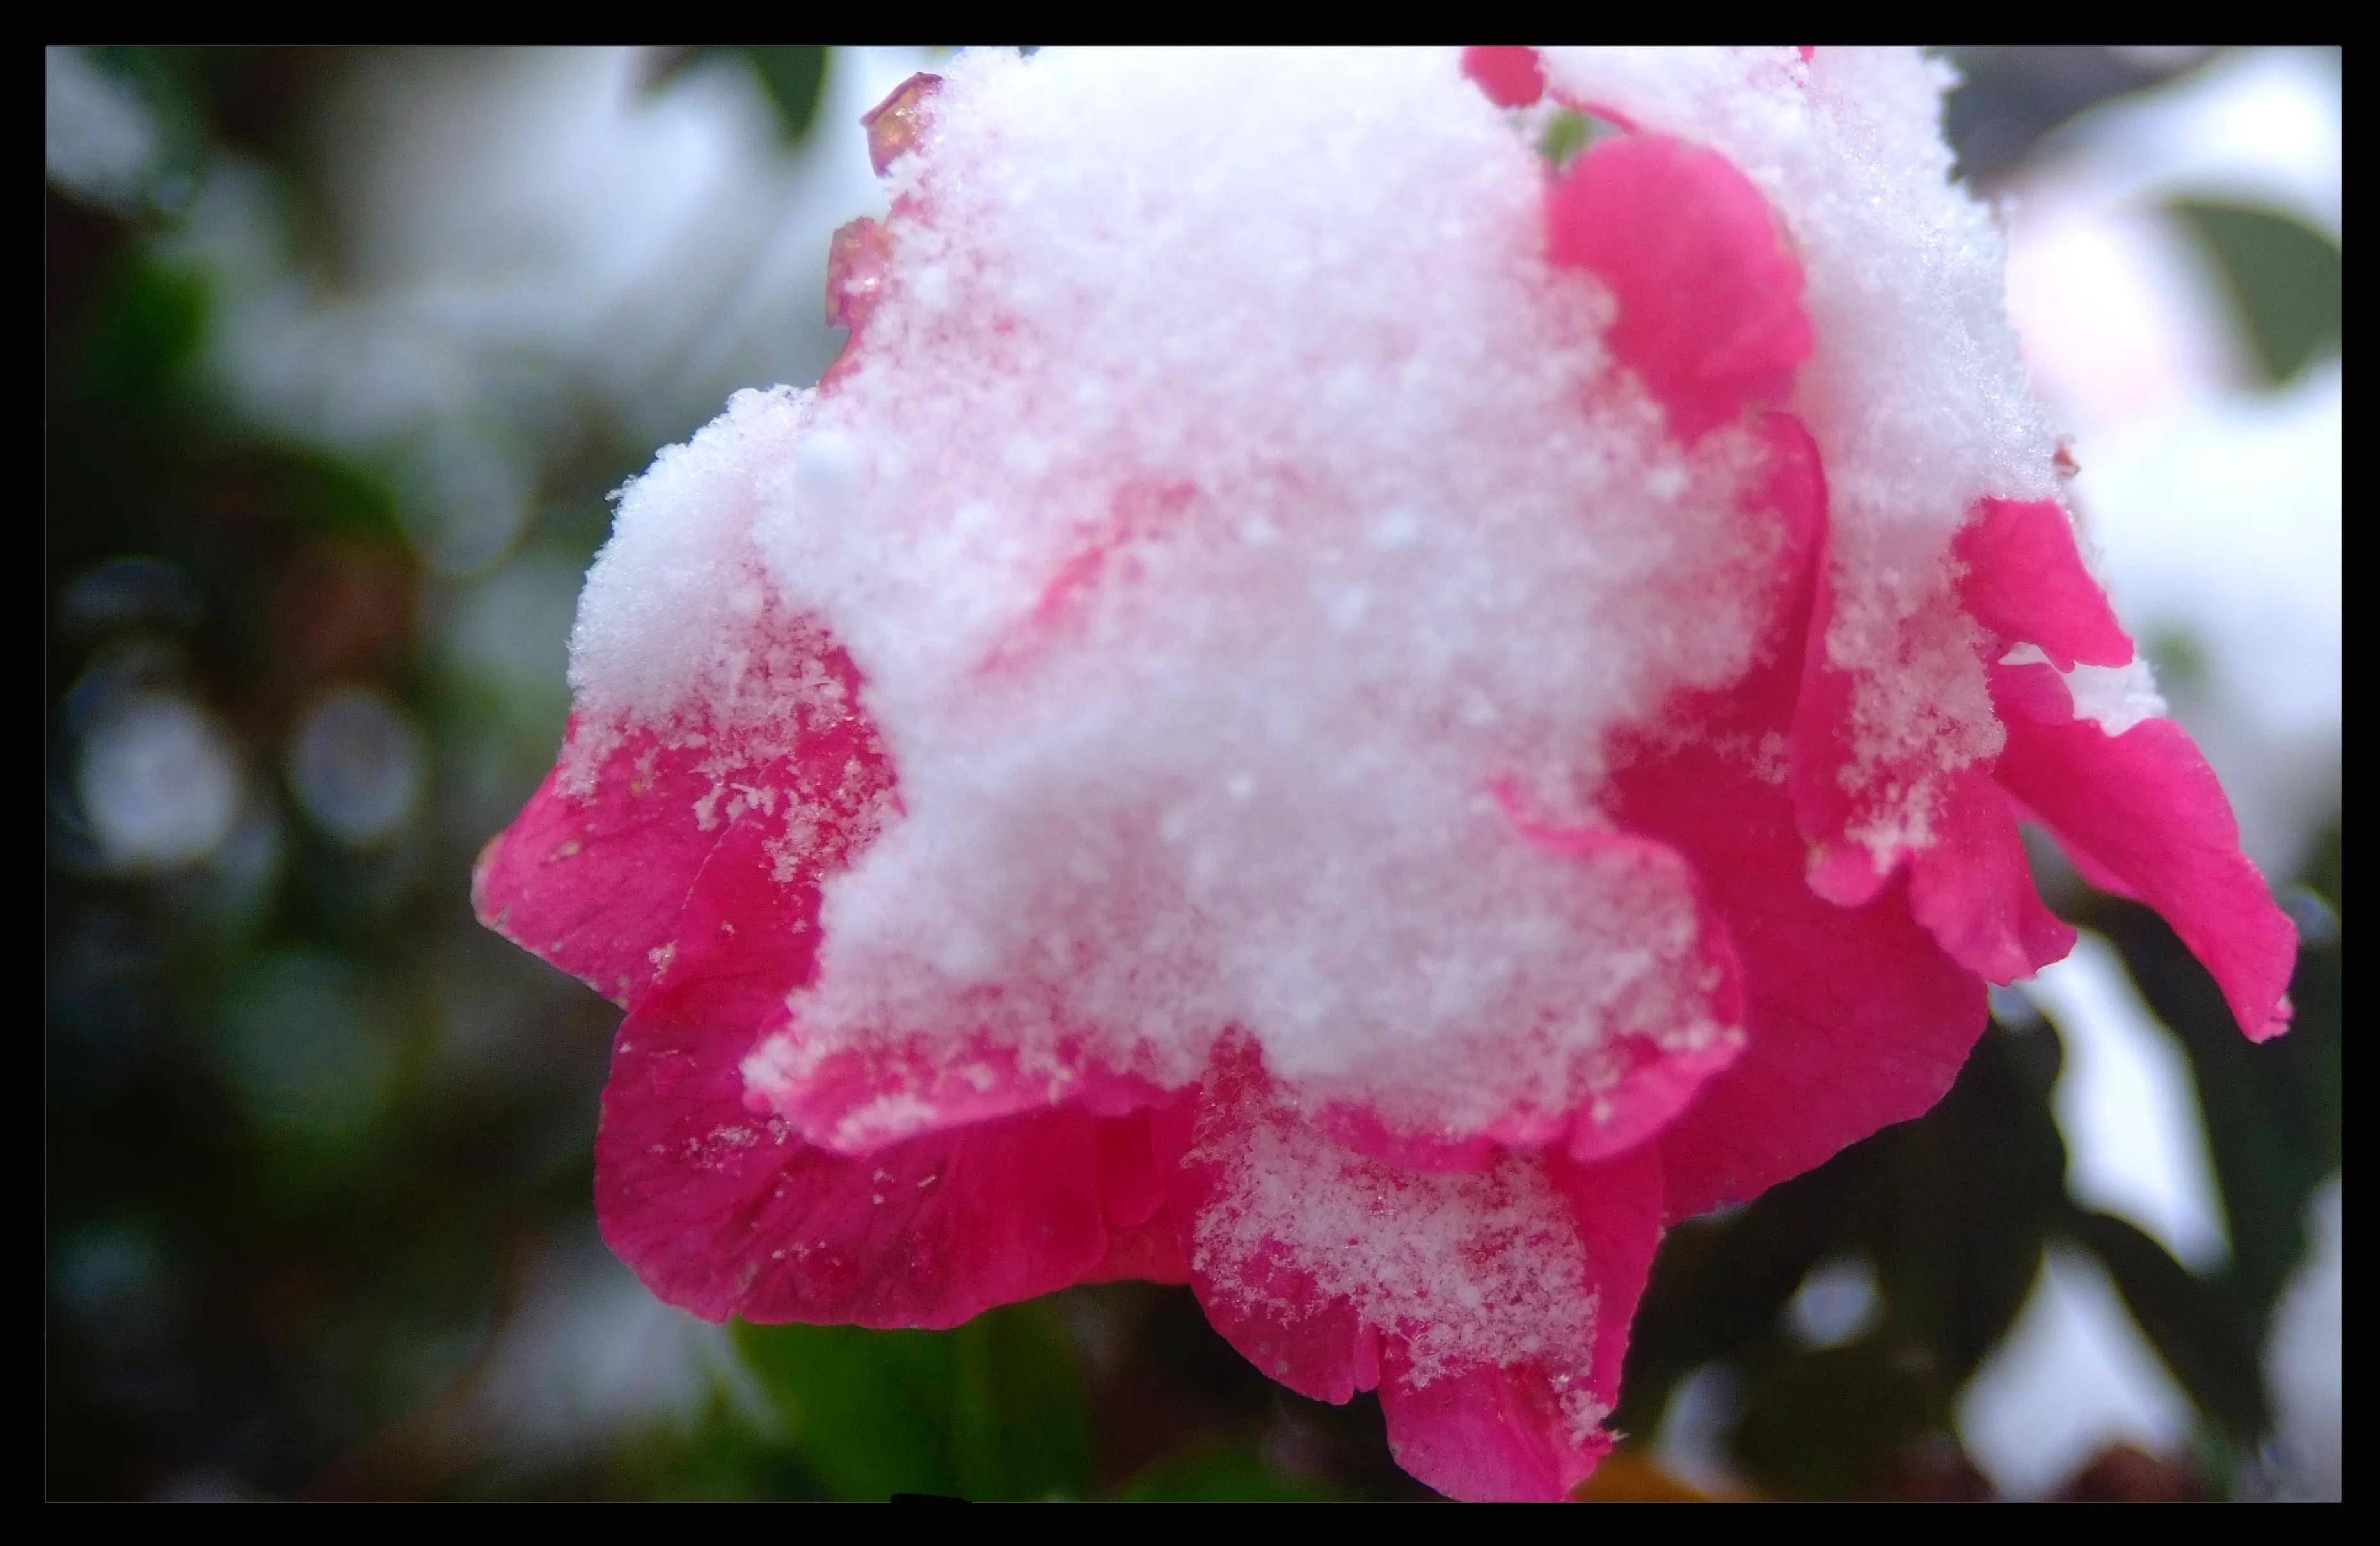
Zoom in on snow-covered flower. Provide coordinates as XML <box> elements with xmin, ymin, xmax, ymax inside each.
<box><xmin>475</xmin><ymin>47</ymin><xmax>2294</xmax><ymax>1501</ymax></box>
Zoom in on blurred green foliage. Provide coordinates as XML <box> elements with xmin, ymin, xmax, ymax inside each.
<box><xmin>47</xmin><ymin>45</ymin><xmax>2340</xmax><ymax>1501</ymax></box>
<box><xmin>2170</xmin><ymin>200</ymin><xmax>2344</xmax><ymax>385</ymax></box>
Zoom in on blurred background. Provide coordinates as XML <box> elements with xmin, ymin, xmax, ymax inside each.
<box><xmin>45</xmin><ymin>45</ymin><xmax>2340</xmax><ymax>1502</ymax></box>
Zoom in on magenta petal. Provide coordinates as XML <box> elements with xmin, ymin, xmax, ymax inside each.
<box><xmin>1545</xmin><ymin>133</ymin><xmax>1813</xmax><ymax>441</ymax></box>
<box><xmin>1905</xmin><ymin>776</ymin><xmax>2079</xmax><ymax>985</ymax></box>
<box><xmin>1955</xmin><ymin>497</ymin><xmax>2134</xmax><ymax>672</ymax></box>
<box><xmin>596</xmin><ymin>994</ymin><xmax>1170</xmax><ymax>1328</ymax></box>
<box><xmin>1994</xmin><ymin>663</ymin><xmax>2296</xmax><ymax>1041</ymax></box>
<box><xmin>1624</xmin><ymin>737</ymin><xmax>1988</xmax><ymax>1220</ymax></box>
<box><xmin>468</xmin><ymin>724</ymin><xmax>714</xmax><ymax>1000</ymax></box>
<box><xmin>756</xmin><ymin>1031</ymin><xmax>1173</xmax><ymax>1155</ymax></box>
<box><xmin>1377</xmin><ymin>1355</ymin><xmax>1610</xmax><ymax>1502</ymax></box>
<box><xmin>473</xmin><ymin>635</ymin><xmax>887</xmax><ymax>1013</ymax></box>
<box><xmin>1610</xmin><ymin>415</ymin><xmax>1987</xmax><ymax>1218</ymax></box>
<box><xmin>1463</xmin><ymin>45</ymin><xmax>1546</xmax><ymax>109</ymax></box>
<box><xmin>1170</xmin><ymin>1056</ymin><xmax>1662</xmax><ymax>1500</ymax></box>
<box><xmin>1376</xmin><ymin>1147</ymin><xmax>1662</xmax><ymax>1502</ymax></box>
<box><xmin>471</xmin><ymin>724</ymin><xmax>738</xmax><ymax>1008</ymax></box>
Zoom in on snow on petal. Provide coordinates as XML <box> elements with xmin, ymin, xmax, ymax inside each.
<box><xmin>1549</xmin><ymin>48</ymin><xmax>2059</xmax><ymax>893</ymax></box>
<box><xmin>1172</xmin><ymin>1055</ymin><xmax>1660</xmax><ymax>1499</ymax></box>
<box><xmin>702</xmin><ymin>47</ymin><xmax>1802</xmax><ymax>1147</ymax></box>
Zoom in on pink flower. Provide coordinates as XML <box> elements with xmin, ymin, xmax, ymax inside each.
<box><xmin>475</xmin><ymin>48</ymin><xmax>2294</xmax><ymax>1501</ymax></box>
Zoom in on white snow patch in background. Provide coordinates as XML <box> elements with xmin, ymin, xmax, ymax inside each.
<box><xmin>2004</xmin><ymin>46</ymin><xmax>2340</xmax><ymax>879</ymax></box>
<box><xmin>2024</xmin><ymin>934</ymin><xmax>2229</xmax><ymax>1273</ymax></box>
<box><xmin>166</xmin><ymin>47</ymin><xmax>934</xmax><ymax>474</ymax></box>
<box><xmin>1784</xmin><ymin>1255</ymin><xmax>1882</xmax><ymax>1350</ymax></box>
<box><xmin>77</xmin><ymin>690</ymin><xmax>245</xmax><ymax>872</ymax></box>
<box><xmin>1958</xmin><ymin>1246</ymin><xmax>2195</xmax><ymax>1498</ymax></box>
<box><xmin>2258</xmin><ymin>1174</ymin><xmax>2341</xmax><ymax>1500</ymax></box>
<box><xmin>46</xmin><ymin>47</ymin><xmax>161</xmax><ymax>211</ymax></box>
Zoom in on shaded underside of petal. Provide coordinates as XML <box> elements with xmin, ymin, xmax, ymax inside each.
<box><xmin>1621</xmin><ymin>727</ymin><xmax>1988</xmax><ymax>1222</ymax></box>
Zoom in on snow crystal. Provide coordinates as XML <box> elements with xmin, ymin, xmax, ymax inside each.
<box><xmin>2004</xmin><ymin>645</ymin><xmax>2168</xmax><ymax>736</ymax></box>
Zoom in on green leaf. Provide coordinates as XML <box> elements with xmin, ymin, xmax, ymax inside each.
<box><xmin>1115</xmin><ymin>1442</ymin><xmax>1348</xmax><ymax>1501</ymax></box>
<box><xmin>72</xmin><ymin>253</ymin><xmax>210</xmax><ymax>404</ymax></box>
<box><xmin>1619</xmin><ymin>1019</ymin><xmax>2067</xmax><ymax>1485</ymax></box>
<box><xmin>734</xmin><ymin>1300</ymin><xmax>1093</xmax><ymax>1501</ymax></box>
<box><xmin>1727</xmin><ymin>1335</ymin><xmax>1948</xmax><ymax>1499</ymax></box>
<box><xmin>2067</xmin><ymin>1207</ymin><xmax>2270</xmax><ymax>1440</ymax></box>
<box><xmin>743</xmin><ymin>47</ymin><xmax>833</xmax><ymax>145</ymax></box>
<box><xmin>641</xmin><ymin>47</ymin><xmax>831</xmax><ymax>145</ymax></box>
<box><xmin>2074</xmin><ymin>883</ymin><xmax>2341</xmax><ymax>1340</ymax></box>
<box><xmin>1856</xmin><ymin>1021</ymin><xmax>2067</xmax><ymax>1384</ymax></box>
<box><xmin>2170</xmin><ymin>199</ymin><xmax>2343</xmax><ymax>386</ymax></box>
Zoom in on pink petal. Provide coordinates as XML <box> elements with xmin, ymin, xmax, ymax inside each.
<box><xmin>1167</xmin><ymin>1055</ymin><xmax>1662</xmax><ymax>1500</ymax></box>
<box><xmin>1791</xmin><ymin>500</ymin><xmax>2081</xmax><ymax>983</ymax></box>
<box><xmin>1904</xmin><ymin>780</ymin><xmax>2078</xmax><ymax>985</ymax></box>
<box><xmin>1606</xmin><ymin>415</ymin><xmax>1988</xmax><ymax>1219</ymax></box>
<box><xmin>1955</xmin><ymin>497</ymin><xmax>2134</xmax><ymax>672</ymax></box>
<box><xmin>1544</xmin><ymin>133</ymin><xmax>1813</xmax><ymax>440</ymax></box>
<box><xmin>1463</xmin><ymin>45</ymin><xmax>1546</xmax><ymax>109</ymax></box>
<box><xmin>1375</xmin><ymin>1149</ymin><xmax>1663</xmax><ymax>1502</ymax></box>
<box><xmin>473</xmin><ymin>637</ymin><xmax>887</xmax><ymax>1012</ymax></box>
<box><xmin>471</xmin><ymin>724</ymin><xmax>797</xmax><ymax>1010</ymax></box>
<box><xmin>1622</xmin><ymin>730</ymin><xmax>1988</xmax><ymax>1220</ymax></box>
<box><xmin>861</xmin><ymin>72</ymin><xmax>942</xmax><ymax>177</ymax></box>
<box><xmin>1992</xmin><ymin>662</ymin><xmax>2296</xmax><ymax>1041</ymax></box>
<box><xmin>596</xmin><ymin>991</ymin><xmax>1178</xmax><ymax>1328</ymax></box>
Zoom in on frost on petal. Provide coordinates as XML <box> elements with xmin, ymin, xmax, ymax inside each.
<box><xmin>596</xmin><ymin>992</ymin><xmax>1179</xmax><ymax>1328</ymax></box>
<box><xmin>1788</xmin><ymin>509</ymin><xmax>2081</xmax><ymax>984</ymax></box>
<box><xmin>1171</xmin><ymin>1056</ymin><xmax>1661</xmax><ymax>1500</ymax></box>
<box><xmin>1994</xmin><ymin>662</ymin><xmax>2296</xmax><ymax>1042</ymax></box>
<box><xmin>1545</xmin><ymin>131</ymin><xmax>1813</xmax><ymax>441</ymax></box>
